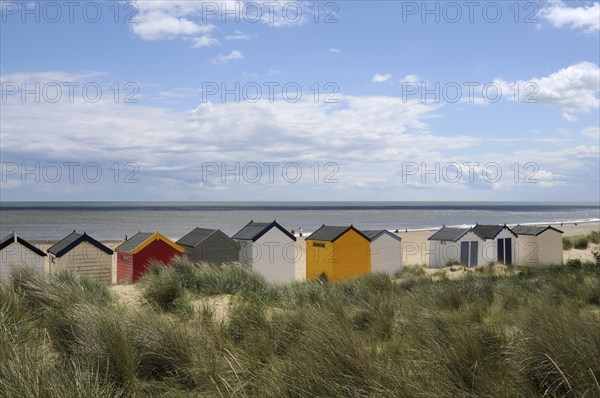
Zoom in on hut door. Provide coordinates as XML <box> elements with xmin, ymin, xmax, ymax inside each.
<box><xmin>504</xmin><ymin>238</ymin><xmax>512</xmax><ymax>265</ymax></box>
<box><xmin>497</xmin><ymin>239</ymin><xmax>505</xmax><ymax>263</ymax></box>
<box><xmin>470</xmin><ymin>241</ymin><xmax>478</xmax><ymax>267</ymax></box>
<box><xmin>460</xmin><ymin>242</ymin><xmax>469</xmax><ymax>265</ymax></box>
<box><xmin>497</xmin><ymin>238</ymin><xmax>512</xmax><ymax>265</ymax></box>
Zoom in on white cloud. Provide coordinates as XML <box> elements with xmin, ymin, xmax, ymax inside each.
<box><xmin>130</xmin><ymin>1</ymin><xmax>307</xmax><ymax>46</ymax></box>
<box><xmin>583</xmin><ymin>126</ymin><xmax>600</xmax><ymax>139</ymax></box>
<box><xmin>0</xmin><ymin>71</ymin><xmax>105</xmax><ymax>83</ymax></box>
<box><xmin>225</xmin><ymin>30</ymin><xmax>252</xmax><ymax>41</ymax></box>
<box><xmin>2</xmin><ymin>70</ymin><xmax>598</xmax><ymax>200</ymax></box>
<box><xmin>192</xmin><ymin>34</ymin><xmax>219</xmax><ymax>47</ymax></box>
<box><xmin>212</xmin><ymin>50</ymin><xmax>244</xmax><ymax>64</ymax></box>
<box><xmin>540</xmin><ymin>1</ymin><xmax>600</xmax><ymax>33</ymax></box>
<box><xmin>496</xmin><ymin>62</ymin><xmax>600</xmax><ymax>116</ymax></box>
<box><xmin>372</xmin><ymin>73</ymin><xmax>392</xmax><ymax>83</ymax></box>
<box><xmin>132</xmin><ymin>10</ymin><xmax>213</xmax><ymax>41</ymax></box>
<box><xmin>329</xmin><ymin>48</ymin><xmax>341</xmax><ymax>54</ymax></box>
<box><xmin>401</xmin><ymin>74</ymin><xmax>419</xmax><ymax>84</ymax></box>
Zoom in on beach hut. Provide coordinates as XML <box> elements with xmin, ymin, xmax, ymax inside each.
<box><xmin>468</xmin><ymin>224</ymin><xmax>517</xmax><ymax>266</ymax></box>
<box><xmin>47</xmin><ymin>231</ymin><xmax>113</xmax><ymax>282</ymax></box>
<box><xmin>0</xmin><ymin>232</ymin><xmax>47</xmax><ymax>281</ymax></box>
<box><xmin>362</xmin><ymin>230</ymin><xmax>402</xmax><ymax>275</ymax></box>
<box><xmin>428</xmin><ymin>227</ymin><xmax>470</xmax><ymax>268</ymax></box>
<box><xmin>512</xmin><ymin>225</ymin><xmax>564</xmax><ymax>266</ymax></box>
<box><xmin>232</xmin><ymin>220</ymin><xmax>296</xmax><ymax>284</ymax></box>
<box><xmin>306</xmin><ymin>225</ymin><xmax>371</xmax><ymax>281</ymax></box>
<box><xmin>176</xmin><ymin>227</ymin><xmax>239</xmax><ymax>264</ymax></box>
<box><xmin>116</xmin><ymin>232</ymin><xmax>184</xmax><ymax>283</ymax></box>
<box><xmin>428</xmin><ymin>224</ymin><xmax>517</xmax><ymax>268</ymax></box>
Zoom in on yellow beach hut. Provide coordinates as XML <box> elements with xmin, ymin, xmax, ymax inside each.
<box><xmin>306</xmin><ymin>225</ymin><xmax>371</xmax><ymax>281</ymax></box>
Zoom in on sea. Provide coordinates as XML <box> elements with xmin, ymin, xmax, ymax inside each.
<box><xmin>0</xmin><ymin>201</ymin><xmax>599</xmax><ymax>241</ymax></box>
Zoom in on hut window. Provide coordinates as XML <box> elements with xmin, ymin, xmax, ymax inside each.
<box><xmin>313</xmin><ymin>242</ymin><xmax>325</xmax><ymax>248</ymax></box>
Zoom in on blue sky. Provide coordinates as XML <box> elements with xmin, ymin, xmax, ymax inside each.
<box><xmin>1</xmin><ymin>0</ymin><xmax>599</xmax><ymax>201</ymax></box>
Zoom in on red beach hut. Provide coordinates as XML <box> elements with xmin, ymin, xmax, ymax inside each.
<box><xmin>116</xmin><ymin>231</ymin><xmax>184</xmax><ymax>283</ymax></box>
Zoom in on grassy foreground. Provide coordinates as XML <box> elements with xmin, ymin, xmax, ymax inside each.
<box><xmin>1</xmin><ymin>260</ymin><xmax>600</xmax><ymax>398</ymax></box>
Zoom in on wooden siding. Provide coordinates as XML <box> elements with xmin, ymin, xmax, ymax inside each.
<box><xmin>459</xmin><ymin>231</ymin><xmax>485</xmax><ymax>266</ymax></box>
<box><xmin>251</xmin><ymin>227</ymin><xmax>296</xmax><ymax>284</ymax></box>
<box><xmin>116</xmin><ymin>252</ymin><xmax>134</xmax><ymax>283</ymax></box>
<box><xmin>133</xmin><ymin>239</ymin><xmax>181</xmax><ymax>282</ymax></box>
<box><xmin>457</xmin><ymin>228</ymin><xmax>516</xmax><ymax>266</ymax></box>
<box><xmin>0</xmin><ymin>243</ymin><xmax>46</xmax><ymax>281</ymax></box>
<box><xmin>428</xmin><ymin>240</ymin><xmax>461</xmax><ymax>268</ymax></box>
<box><xmin>306</xmin><ymin>229</ymin><xmax>370</xmax><ymax>281</ymax></box>
<box><xmin>236</xmin><ymin>240</ymin><xmax>253</xmax><ymax>268</ymax></box>
<box><xmin>306</xmin><ymin>239</ymin><xmax>335</xmax><ymax>280</ymax></box>
<box><xmin>370</xmin><ymin>234</ymin><xmax>402</xmax><ymax>274</ymax></box>
<box><xmin>488</xmin><ymin>228</ymin><xmax>516</xmax><ymax>265</ymax></box>
<box><xmin>49</xmin><ymin>241</ymin><xmax>112</xmax><ymax>282</ymax></box>
<box><xmin>189</xmin><ymin>232</ymin><xmax>239</xmax><ymax>264</ymax></box>
<box><xmin>516</xmin><ymin>235</ymin><xmax>539</xmax><ymax>265</ymax></box>
<box><xmin>537</xmin><ymin>230</ymin><xmax>563</xmax><ymax>265</ymax></box>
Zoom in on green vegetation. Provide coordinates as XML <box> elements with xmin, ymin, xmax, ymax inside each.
<box><xmin>2</xmin><ymin>260</ymin><xmax>600</xmax><ymax>397</ymax></box>
<box><xmin>563</xmin><ymin>231</ymin><xmax>600</xmax><ymax>250</ymax></box>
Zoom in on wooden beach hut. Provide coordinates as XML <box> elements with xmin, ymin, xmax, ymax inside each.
<box><xmin>428</xmin><ymin>226</ymin><xmax>470</xmax><ymax>268</ymax></box>
<box><xmin>47</xmin><ymin>231</ymin><xmax>113</xmax><ymax>282</ymax></box>
<box><xmin>362</xmin><ymin>230</ymin><xmax>402</xmax><ymax>275</ymax></box>
<box><xmin>306</xmin><ymin>225</ymin><xmax>371</xmax><ymax>281</ymax></box>
<box><xmin>0</xmin><ymin>232</ymin><xmax>47</xmax><ymax>281</ymax></box>
<box><xmin>512</xmin><ymin>225</ymin><xmax>563</xmax><ymax>266</ymax></box>
<box><xmin>116</xmin><ymin>232</ymin><xmax>184</xmax><ymax>283</ymax></box>
<box><xmin>177</xmin><ymin>227</ymin><xmax>239</xmax><ymax>264</ymax></box>
<box><xmin>468</xmin><ymin>224</ymin><xmax>517</xmax><ymax>266</ymax></box>
<box><xmin>429</xmin><ymin>224</ymin><xmax>517</xmax><ymax>268</ymax></box>
<box><xmin>232</xmin><ymin>220</ymin><xmax>296</xmax><ymax>284</ymax></box>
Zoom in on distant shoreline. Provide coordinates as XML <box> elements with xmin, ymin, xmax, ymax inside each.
<box><xmin>28</xmin><ymin>220</ymin><xmax>599</xmax><ymax>244</ymax></box>
<box><xmin>3</xmin><ymin>203</ymin><xmax>599</xmax><ymax>212</ymax></box>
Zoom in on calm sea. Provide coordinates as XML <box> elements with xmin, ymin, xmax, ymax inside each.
<box><xmin>0</xmin><ymin>202</ymin><xmax>598</xmax><ymax>241</ymax></box>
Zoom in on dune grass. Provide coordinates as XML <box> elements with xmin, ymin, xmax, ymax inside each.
<box><xmin>563</xmin><ymin>231</ymin><xmax>600</xmax><ymax>250</ymax></box>
<box><xmin>1</xmin><ymin>261</ymin><xmax>599</xmax><ymax>397</ymax></box>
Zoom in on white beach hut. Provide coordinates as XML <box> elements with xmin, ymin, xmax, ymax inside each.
<box><xmin>362</xmin><ymin>230</ymin><xmax>402</xmax><ymax>274</ymax></box>
<box><xmin>460</xmin><ymin>224</ymin><xmax>517</xmax><ymax>267</ymax></box>
<box><xmin>427</xmin><ymin>227</ymin><xmax>470</xmax><ymax>268</ymax></box>
<box><xmin>231</xmin><ymin>220</ymin><xmax>297</xmax><ymax>284</ymax></box>
<box><xmin>47</xmin><ymin>231</ymin><xmax>114</xmax><ymax>282</ymax></box>
<box><xmin>0</xmin><ymin>232</ymin><xmax>47</xmax><ymax>281</ymax></box>
<box><xmin>512</xmin><ymin>225</ymin><xmax>563</xmax><ymax>266</ymax></box>
<box><xmin>428</xmin><ymin>224</ymin><xmax>517</xmax><ymax>268</ymax></box>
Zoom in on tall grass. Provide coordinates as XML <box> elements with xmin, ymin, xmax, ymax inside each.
<box><xmin>563</xmin><ymin>231</ymin><xmax>600</xmax><ymax>250</ymax></box>
<box><xmin>139</xmin><ymin>259</ymin><xmax>276</xmax><ymax>311</ymax></box>
<box><xmin>1</xmin><ymin>261</ymin><xmax>599</xmax><ymax>397</ymax></box>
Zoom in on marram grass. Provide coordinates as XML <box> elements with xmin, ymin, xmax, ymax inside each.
<box><xmin>1</xmin><ymin>260</ymin><xmax>599</xmax><ymax>397</ymax></box>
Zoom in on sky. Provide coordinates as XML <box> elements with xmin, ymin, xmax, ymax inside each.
<box><xmin>0</xmin><ymin>0</ymin><xmax>599</xmax><ymax>201</ymax></box>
